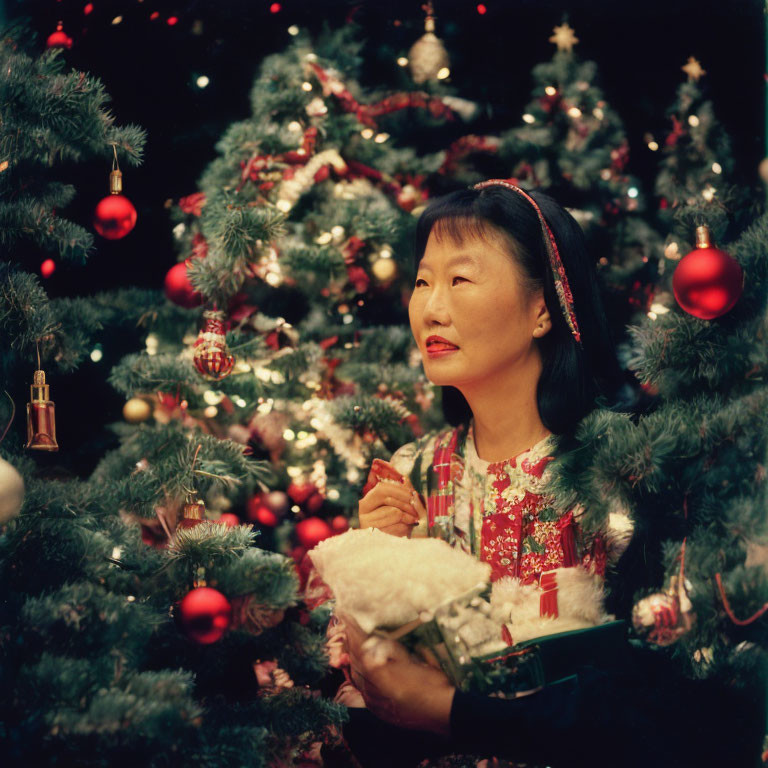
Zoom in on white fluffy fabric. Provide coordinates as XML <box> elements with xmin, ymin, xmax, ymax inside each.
<box><xmin>490</xmin><ymin>566</ymin><xmax>610</xmax><ymax>645</ymax></box>
<box><xmin>309</xmin><ymin>528</ymin><xmax>490</xmax><ymax>633</ymax></box>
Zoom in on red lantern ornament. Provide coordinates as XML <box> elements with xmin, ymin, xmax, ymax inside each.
<box><xmin>217</xmin><ymin>513</ymin><xmax>241</xmax><ymax>527</ymax></box>
<box><xmin>178</xmin><ymin>586</ymin><xmax>232</xmax><ymax>644</ymax></box>
<box><xmin>672</xmin><ymin>226</ymin><xmax>743</xmax><ymax>320</ymax></box>
<box><xmin>165</xmin><ymin>260</ymin><xmax>203</xmax><ymax>308</ymax></box>
<box><xmin>47</xmin><ymin>21</ymin><xmax>73</xmax><ymax>50</ymax></box>
<box><xmin>193</xmin><ymin>310</ymin><xmax>235</xmax><ymax>380</ymax></box>
<box><xmin>93</xmin><ymin>153</ymin><xmax>137</xmax><ymax>239</ymax></box>
<box><xmin>296</xmin><ymin>516</ymin><xmax>333</xmax><ymax>550</ymax></box>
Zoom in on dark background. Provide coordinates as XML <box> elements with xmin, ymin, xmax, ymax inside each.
<box><xmin>3</xmin><ymin>0</ymin><xmax>765</xmax><ymax>473</ymax></box>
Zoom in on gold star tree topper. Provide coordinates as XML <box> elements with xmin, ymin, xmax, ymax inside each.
<box><xmin>682</xmin><ymin>56</ymin><xmax>706</xmax><ymax>82</ymax></box>
<box><xmin>549</xmin><ymin>23</ymin><xmax>579</xmax><ymax>52</ymax></box>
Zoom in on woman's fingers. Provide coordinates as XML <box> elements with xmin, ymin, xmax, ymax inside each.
<box><xmin>366</xmin><ymin>481</ymin><xmax>414</xmax><ymax>507</ymax></box>
<box><xmin>361</xmin><ymin>484</ymin><xmax>418</xmax><ymax>520</ymax></box>
<box><xmin>409</xmin><ymin>489</ymin><xmax>426</xmax><ymax>518</ymax></box>
<box><xmin>360</xmin><ymin>506</ymin><xmax>418</xmax><ymax>529</ymax></box>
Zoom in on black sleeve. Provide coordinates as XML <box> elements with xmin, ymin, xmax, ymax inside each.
<box><xmin>450</xmin><ymin>657</ymin><xmax>765</xmax><ymax>768</ymax></box>
<box><xmin>449</xmin><ymin>675</ymin><xmax>582</xmax><ymax>766</ymax></box>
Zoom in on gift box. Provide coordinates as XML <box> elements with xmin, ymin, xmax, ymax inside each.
<box><xmin>371</xmin><ymin>582</ymin><xmax>546</xmax><ymax>698</ymax></box>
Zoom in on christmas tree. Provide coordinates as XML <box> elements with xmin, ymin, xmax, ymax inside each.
<box><xmin>0</xmin><ymin>32</ymin><xmax>345</xmax><ymax>766</ymax></box>
<box><xmin>545</xmin><ymin>195</ymin><xmax>768</xmax><ymax>754</ymax></box>
<box><xmin>153</xmin><ymin>24</ymin><xmax>469</xmax><ymax>565</ymax></box>
<box><xmin>648</xmin><ymin>56</ymin><xmax>757</xmax><ymax>321</ymax></box>
<box><xmin>434</xmin><ymin>22</ymin><xmax>664</xmax><ymax>395</ymax></box>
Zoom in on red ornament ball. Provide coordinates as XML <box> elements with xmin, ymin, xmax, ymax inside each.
<box><xmin>217</xmin><ymin>513</ymin><xmax>241</xmax><ymax>527</ymax></box>
<box><xmin>331</xmin><ymin>515</ymin><xmax>349</xmax><ymax>533</ymax></box>
<box><xmin>178</xmin><ymin>586</ymin><xmax>232</xmax><ymax>644</ymax></box>
<box><xmin>164</xmin><ymin>261</ymin><xmax>203</xmax><ymax>308</ymax></box>
<box><xmin>40</xmin><ymin>259</ymin><xmax>56</xmax><ymax>279</ymax></box>
<box><xmin>287</xmin><ymin>480</ymin><xmax>318</xmax><ymax>505</ymax></box>
<box><xmin>246</xmin><ymin>491</ymin><xmax>289</xmax><ymax>527</ymax></box>
<box><xmin>673</xmin><ymin>229</ymin><xmax>743</xmax><ymax>320</ymax></box>
<box><xmin>296</xmin><ymin>517</ymin><xmax>333</xmax><ymax>549</ymax></box>
<box><xmin>93</xmin><ymin>194</ymin><xmax>137</xmax><ymax>240</ymax></box>
<box><xmin>47</xmin><ymin>22</ymin><xmax>73</xmax><ymax>50</ymax></box>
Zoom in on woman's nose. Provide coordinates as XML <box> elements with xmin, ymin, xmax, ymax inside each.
<box><xmin>421</xmin><ymin>287</ymin><xmax>450</xmax><ymax>326</ymax></box>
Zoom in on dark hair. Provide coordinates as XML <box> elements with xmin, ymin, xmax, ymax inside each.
<box><xmin>413</xmin><ymin>186</ymin><xmax>625</xmax><ymax>436</ymax></box>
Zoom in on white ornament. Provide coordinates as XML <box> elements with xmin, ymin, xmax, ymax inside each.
<box><xmin>0</xmin><ymin>456</ymin><xmax>24</xmax><ymax>523</ymax></box>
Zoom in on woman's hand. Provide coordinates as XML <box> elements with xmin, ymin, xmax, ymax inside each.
<box><xmin>358</xmin><ymin>464</ymin><xmax>420</xmax><ymax>537</ymax></box>
<box><xmin>344</xmin><ymin>614</ymin><xmax>455</xmax><ymax>736</ymax></box>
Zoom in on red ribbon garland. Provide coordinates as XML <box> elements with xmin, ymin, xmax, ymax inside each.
<box><xmin>715</xmin><ymin>573</ymin><xmax>768</xmax><ymax>627</ymax></box>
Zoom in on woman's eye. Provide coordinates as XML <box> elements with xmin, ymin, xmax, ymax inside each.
<box><xmin>414</xmin><ymin>278</ymin><xmax>427</xmax><ymax>287</ymax></box>
<box><xmin>452</xmin><ymin>276</ymin><xmax>468</xmax><ymax>285</ymax></box>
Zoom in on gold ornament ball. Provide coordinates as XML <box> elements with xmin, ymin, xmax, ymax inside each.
<box><xmin>408</xmin><ymin>24</ymin><xmax>449</xmax><ymax>84</ymax></box>
<box><xmin>123</xmin><ymin>397</ymin><xmax>152</xmax><ymax>423</ymax></box>
<box><xmin>372</xmin><ymin>257</ymin><xmax>397</xmax><ymax>282</ymax></box>
<box><xmin>0</xmin><ymin>456</ymin><xmax>25</xmax><ymax>523</ymax></box>
<box><xmin>758</xmin><ymin>158</ymin><xmax>768</xmax><ymax>184</ymax></box>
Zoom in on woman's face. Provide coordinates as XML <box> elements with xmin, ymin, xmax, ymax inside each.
<box><xmin>409</xmin><ymin>225</ymin><xmax>550</xmax><ymax>389</ymax></box>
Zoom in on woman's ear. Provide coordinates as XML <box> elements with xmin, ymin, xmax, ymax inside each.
<box><xmin>532</xmin><ymin>296</ymin><xmax>552</xmax><ymax>339</ymax></box>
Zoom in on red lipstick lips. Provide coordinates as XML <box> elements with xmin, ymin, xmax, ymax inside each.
<box><xmin>425</xmin><ymin>335</ymin><xmax>459</xmax><ymax>357</ymax></box>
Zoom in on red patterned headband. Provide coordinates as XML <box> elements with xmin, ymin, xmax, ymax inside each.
<box><xmin>472</xmin><ymin>179</ymin><xmax>582</xmax><ymax>345</ymax></box>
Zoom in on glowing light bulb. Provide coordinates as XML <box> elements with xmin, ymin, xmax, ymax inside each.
<box><xmin>90</xmin><ymin>347</ymin><xmax>103</xmax><ymax>362</ymax></box>
<box><xmin>436</xmin><ymin>67</ymin><xmax>450</xmax><ymax>80</ymax></box>
<box><xmin>361</xmin><ymin>128</ymin><xmax>374</xmax><ymax>139</ymax></box>
<box><xmin>545</xmin><ymin>86</ymin><xmax>557</xmax><ymax>96</ymax></box>
<box><xmin>283</xmin><ymin>429</ymin><xmax>296</xmax><ymax>440</ymax></box>
<box><xmin>288</xmin><ymin>25</ymin><xmax>299</xmax><ymax>35</ymax></box>
<box><xmin>288</xmin><ymin>121</ymin><xmax>301</xmax><ymax>131</ymax></box>
<box><xmin>688</xmin><ymin>115</ymin><xmax>700</xmax><ymax>127</ymax></box>
<box><xmin>567</xmin><ymin>107</ymin><xmax>582</xmax><ymax>118</ymax></box>
<box><xmin>628</xmin><ymin>187</ymin><xmax>639</xmax><ymax>199</ymax></box>
<box><xmin>301</xmin><ymin>82</ymin><xmax>313</xmax><ymax>92</ymax></box>
<box><xmin>374</xmin><ymin>132</ymin><xmax>390</xmax><ymax>143</ymax></box>
<box><xmin>712</xmin><ymin>162</ymin><xmax>722</xmax><ymax>174</ymax></box>
<box><xmin>204</xmin><ymin>405</ymin><xmax>218</xmax><ymax>418</ymax></box>
<box><xmin>397</xmin><ymin>57</ymin><xmax>408</xmax><ymax>67</ymax></box>
<box><xmin>648</xmin><ymin>141</ymin><xmax>659</xmax><ymax>151</ymax></box>
<box><xmin>204</xmin><ymin>390</ymin><xmax>225</xmax><ymax>405</ymax></box>
<box><xmin>196</xmin><ymin>75</ymin><xmax>209</xmax><ymax>88</ymax></box>
<box><xmin>112</xmin><ymin>16</ymin><xmax>123</xmax><ymax>25</ymax></box>
<box><xmin>522</xmin><ymin>113</ymin><xmax>535</xmax><ymax>124</ymax></box>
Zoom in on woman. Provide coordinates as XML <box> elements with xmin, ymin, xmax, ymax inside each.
<box><xmin>340</xmin><ymin>181</ymin><xmax>762</xmax><ymax>767</ymax></box>
<box><xmin>336</xmin><ymin>179</ymin><xmax>628</xmax><ymax>766</ymax></box>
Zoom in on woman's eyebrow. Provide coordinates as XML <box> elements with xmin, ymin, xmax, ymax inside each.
<box><xmin>418</xmin><ymin>254</ymin><xmax>478</xmax><ymax>272</ymax></box>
